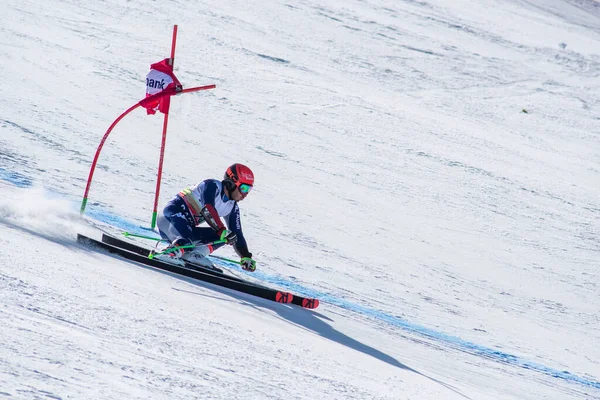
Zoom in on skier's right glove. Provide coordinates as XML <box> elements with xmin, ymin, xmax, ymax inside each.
<box><xmin>241</xmin><ymin>257</ymin><xmax>256</xmax><ymax>272</ymax></box>
<box><xmin>218</xmin><ymin>229</ymin><xmax>237</xmax><ymax>246</ymax></box>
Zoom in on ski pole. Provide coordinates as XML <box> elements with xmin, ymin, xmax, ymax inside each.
<box><xmin>209</xmin><ymin>254</ymin><xmax>242</xmax><ymax>265</ymax></box>
<box><xmin>122</xmin><ymin>231</ymin><xmax>165</xmax><ymax>242</ymax></box>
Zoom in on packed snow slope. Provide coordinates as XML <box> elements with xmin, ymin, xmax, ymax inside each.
<box><xmin>1</xmin><ymin>0</ymin><xmax>599</xmax><ymax>399</ymax></box>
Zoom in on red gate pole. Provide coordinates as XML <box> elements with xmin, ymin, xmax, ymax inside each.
<box><xmin>80</xmin><ymin>103</ymin><xmax>141</xmax><ymax>214</ymax></box>
<box><xmin>151</xmin><ymin>24</ymin><xmax>178</xmax><ymax>229</ymax></box>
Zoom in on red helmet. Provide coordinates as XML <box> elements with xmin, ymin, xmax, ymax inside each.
<box><xmin>223</xmin><ymin>163</ymin><xmax>254</xmax><ymax>195</ymax></box>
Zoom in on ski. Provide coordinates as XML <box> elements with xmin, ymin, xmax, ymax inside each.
<box><xmin>101</xmin><ymin>233</ymin><xmax>155</xmax><ymax>257</ymax></box>
<box><xmin>77</xmin><ymin>234</ymin><xmax>293</xmax><ymax>305</ymax></box>
<box><xmin>99</xmin><ymin>232</ymin><xmax>320</xmax><ymax>310</ymax></box>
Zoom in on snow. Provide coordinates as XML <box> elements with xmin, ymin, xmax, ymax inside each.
<box><xmin>1</xmin><ymin>0</ymin><xmax>599</xmax><ymax>399</ymax></box>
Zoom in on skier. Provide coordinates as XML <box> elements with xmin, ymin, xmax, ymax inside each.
<box><xmin>155</xmin><ymin>163</ymin><xmax>256</xmax><ymax>272</ymax></box>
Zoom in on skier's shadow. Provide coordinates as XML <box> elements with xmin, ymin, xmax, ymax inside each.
<box><xmin>173</xmin><ymin>281</ymin><xmax>471</xmax><ymax>400</ymax></box>
<box><xmin>266</xmin><ymin>299</ymin><xmax>412</xmax><ymax>370</ymax></box>
<box><xmin>173</xmin><ymin>282</ymin><xmax>409</xmax><ymax>370</ymax></box>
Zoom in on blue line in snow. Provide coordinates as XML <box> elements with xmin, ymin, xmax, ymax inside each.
<box><xmin>271</xmin><ymin>279</ymin><xmax>599</xmax><ymax>389</ymax></box>
<box><xmin>87</xmin><ymin>207</ymin><xmax>600</xmax><ymax>391</ymax></box>
<box><xmin>0</xmin><ymin>168</ymin><xmax>33</xmax><ymax>188</ymax></box>
<box><xmin>85</xmin><ymin>207</ymin><xmax>155</xmax><ymax>236</ymax></box>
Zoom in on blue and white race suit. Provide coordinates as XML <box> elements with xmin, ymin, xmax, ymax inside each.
<box><xmin>156</xmin><ymin>179</ymin><xmax>251</xmax><ymax>258</ymax></box>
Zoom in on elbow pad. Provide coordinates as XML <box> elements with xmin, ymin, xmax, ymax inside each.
<box><xmin>200</xmin><ymin>205</ymin><xmax>225</xmax><ymax>232</ymax></box>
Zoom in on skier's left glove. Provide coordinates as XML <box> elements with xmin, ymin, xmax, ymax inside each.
<box><xmin>240</xmin><ymin>257</ymin><xmax>256</xmax><ymax>272</ymax></box>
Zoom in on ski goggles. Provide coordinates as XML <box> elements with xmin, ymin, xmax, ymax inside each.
<box><xmin>238</xmin><ymin>183</ymin><xmax>253</xmax><ymax>194</ymax></box>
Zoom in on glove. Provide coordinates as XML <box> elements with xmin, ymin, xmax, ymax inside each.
<box><xmin>240</xmin><ymin>257</ymin><xmax>256</xmax><ymax>272</ymax></box>
<box><xmin>218</xmin><ymin>229</ymin><xmax>237</xmax><ymax>246</ymax></box>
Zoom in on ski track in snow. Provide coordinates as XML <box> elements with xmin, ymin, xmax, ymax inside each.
<box><xmin>1</xmin><ymin>0</ymin><xmax>600</xmax><ymax>399</ymax></box>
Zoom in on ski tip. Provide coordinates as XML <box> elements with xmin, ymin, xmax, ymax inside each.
<box><xmin>301</xmin><ymin>298</ymin><xmax>319</xmax><ymax>309</ymax></box>
<box><xmin>275</xmin><ymin>292</ymin><xmax>293</xmax><ymax>304</ymax></box>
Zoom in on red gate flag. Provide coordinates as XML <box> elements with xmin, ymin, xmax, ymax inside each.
<box><xmin>142</xmin><ymin>58</ymin><xmax>182</xmax><ymax>115</ymax></box>
<box><xmin>80</xmin><ymin>24</ymin><xmax>217</xmax><ymax>227</ymax></box>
